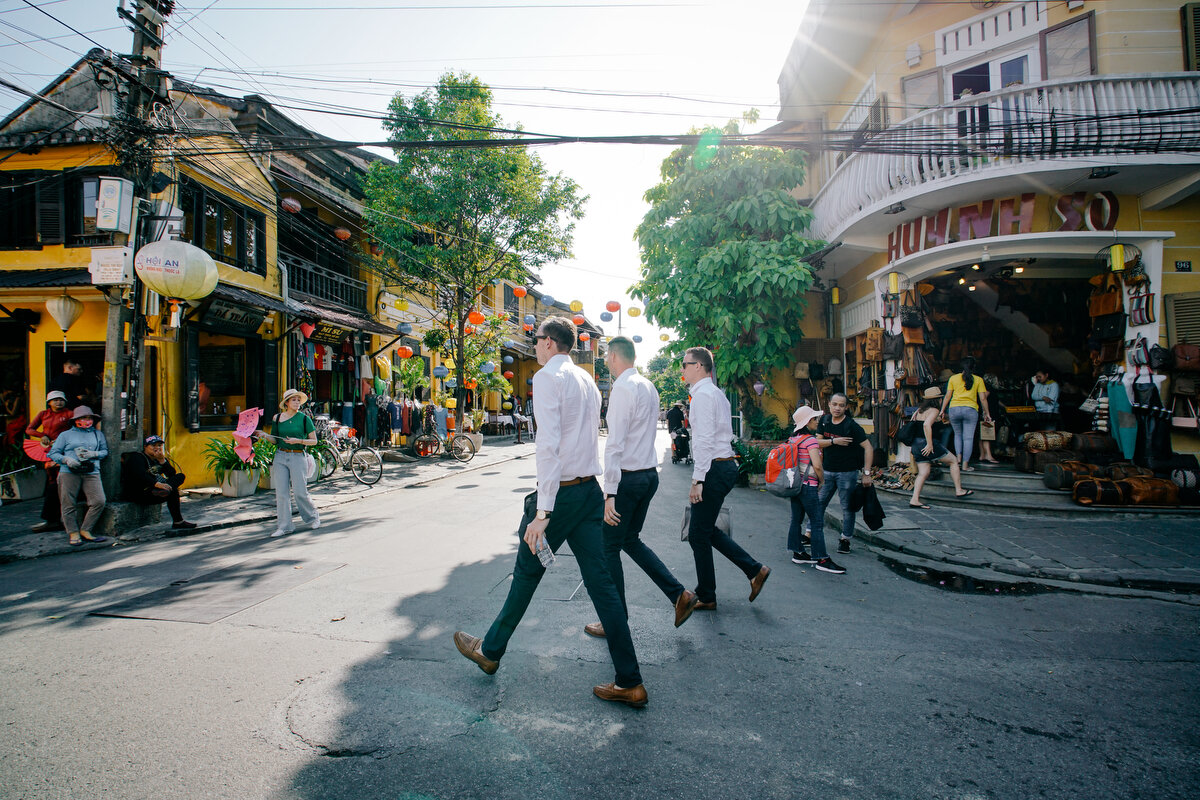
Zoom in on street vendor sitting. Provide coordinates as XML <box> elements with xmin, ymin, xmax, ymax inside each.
<box><xmin>121</xmin><ymin>435</ymin><xmax>196</xmax><ymax>530</ymax></box>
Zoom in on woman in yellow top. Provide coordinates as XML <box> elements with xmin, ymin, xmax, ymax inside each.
<box><xmin>938</xmin><ymin>358</ymin><xmax>992</xmax><ymax>472</ymax></box>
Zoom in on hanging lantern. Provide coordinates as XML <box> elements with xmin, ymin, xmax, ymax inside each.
<box><xmin>502</xmin><ymin>339</ymin><xmax>515</xmax><ymax>349</ymax></box>
<box><xmin>465</xmin><ymin>325</ymin><xmax>476</xmax><ymax>335</ymax></box>
<box><xmin>523</xmin><ymin>323</ymin><xmax>534</xmax><ymax>332</ymax></box>
<box><xmin>502</xmin><ymin>401</ymin><xmax>513</xmax><ymax>411</ymax></box>
<box><xmin>599</xmin><ymin>311</ymin><xmax>612</xmax><ymax>322</ymax></box>
<box><xmin>523</xmin><ymin>314</ymin><xmax>536</xmax><ymax>325</ymax></box>
<box><xmin>281</xmin><ymin>197</ymin><xmax>302</xmax><ymax>213</ymax></box>
<box><xmin>569</xmin><ymin>300</ymin><xmax>583</xmax><ymax>312</ymax></box>
<box><xmin>465</xmin><ymin>379</ymin><xmax>477</xmax><ymax>390</ymax></box>
<box><xmin>395</xmin><ymin>299</ymin><xmax>409</xmax><ymax>311</ymax></box>
<box><xmin>396</xmin><ymin>346</ymin><xmax>414</xmax><ymax>359</ymax></box>
<box><xmin>579</xmin><ymin>332</ymin><xmax>590</xmax><ymax>343</ymax></box>
<box><xmin>830</xmin><ymin>284</ymin><xmax>841</xmax><ymax>305</ymax></box>
<box><xmin>334</xmin><ymin>227</ymin><xmax>352</xmax><ymax>241</ymax></box>
<box><xmin>397</xmin><ymin>322</ymin><xmax>413</xmax><ymax>335</ymax></box>
<box><xmin>632</xmin><ymin>335</ymin><xmax>642</xmax><ymax>343</ymax></box>
<box><xmin>503</xmin><ymin>370</ymin><xmax>514</xmax><ymax>380</ymax></box>
<box><xmin>468</xmin><ymin>310</ymin><xmax>486</xmax><ymax>325</ymax></box>
<box><xmin>433</xmin><ymin>365</ymin><xmax>449</xmax><ymax>379</ymax></box>
<box><xmin>572</xmin><ymin>313</ymin><xmax>585</xmax><ymax>326</ymax></box>
<box><xmin>606</xmin><ymin>300</ymin><xmax>621</xmax><ymax>312</ymax></box>
<box><xmin>1110</xmin><ymin>243</ymin><xmax>1126</xmax><ymax>273</ymax></box>
<box><xmin>481</xmin><ymin>361</ymin><xmax>496</xmax><ymax>374</ymax></box>
<box><xmin>134</xmin><ymin>239</ymin><xmax>219</xmax><ymax>301</ymax></box>
<box><xmin>502</xmin><ymin>355</ymin><xmax>514</xmax><ymax>364</ymax></box>
<box><xmin>887</xmin><ymin>271</ymin><xmax>901</xmax><ymax>295</ymax></box>
<box><xmin>45</xmin><ymin>293</ymin><xmax>84</xmax><ymax>351</ymax></box>
<box><xmin>513</xmin><ymin>286</ymin><xmax>528</xmax><ymax>298</ymax></box>
<box><xmin>299</xmin><ymin>322</ymin><xmax>316</xmax><ymax>339</ymax></box>
<box><xmin>445</xmin><ymin>377</ymin><xmax>457</xmax><ymax>388</ymax></box>
<box><xmin>627</xmin><ymin>307</ymin><xmax>641</xmax><ymax>318</ymax></box>
<box><xmin>540</xmin><ymin>294</ymin><xmax>555</xmax><ymax>306</ymax></box>
<box><xmin>753</xmin><ymin>379</ymin><xmax>766</xmax><ymax>396</ymax></box>
<box><xmin>660</xmin><ymin>334</ymin><xmax>669</xmax><ymax>342</ymax></box>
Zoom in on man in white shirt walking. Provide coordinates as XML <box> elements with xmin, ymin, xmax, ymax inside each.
<box><xmin>583</xmin><ymin>336</ymin><xmax>699</xmax><ymax>639</ymax></box>
<box><xmin>683</xmin><ymin>346</ymin><xmax>771</xmax><ymax>609</ymax></box>
<box><xmin>454</xmin><ymin>317</ymin><xmax>647</xmax><ymax>708</ymax></box>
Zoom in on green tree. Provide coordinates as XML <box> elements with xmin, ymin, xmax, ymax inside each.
<box><xmin>642</xmin><ymin>352</ymin><xmax>689</xmax><ymax>408</ymax></box>
<box><xmin>364</xmin><ymin>72</ymin><xmax>586</xmax><ymax>428</ymax></box>
<box><xmin>632</xmin><ymin>118</ymin><xmax>825</xmax><ymax>416</ymax></box>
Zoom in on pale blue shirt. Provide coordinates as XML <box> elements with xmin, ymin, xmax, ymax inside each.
<box><xmin>533</xmin><ymin>353</ymin><xmax>602</xmax><ymax>512</ymax></box>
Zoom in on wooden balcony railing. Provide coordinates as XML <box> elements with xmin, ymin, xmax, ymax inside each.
<box><xmin>281</xmin><ymin>251</ymin><xmax>367</xmax><ymax>310</ymax></box>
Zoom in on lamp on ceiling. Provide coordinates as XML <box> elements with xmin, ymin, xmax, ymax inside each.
<box><xmin>1088</xmin><ymin>167</ymin><xmax>1118</xmax><ymax>180</ymax></box>
<box><xmin>884</xmin><ymin>202</ymin><xmax>906</xmax><ymax>215</ymax></box>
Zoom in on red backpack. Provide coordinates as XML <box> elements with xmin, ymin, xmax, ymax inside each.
<box><xmin>765</xmin><ymin>435</ymin><xmax>816</xmax><ymax>497</ymax></box>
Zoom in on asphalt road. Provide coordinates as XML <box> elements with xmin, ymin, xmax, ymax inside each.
<box><xmin>0</xmin><ymin>431</ymin><xmax>1196</xmax><ymax>800</ymax></box>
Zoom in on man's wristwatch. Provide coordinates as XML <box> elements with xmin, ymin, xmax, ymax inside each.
<box><xmin>535</xmin><ymin>509</ymin><xmax>552</xmax><ymax>520</ymax></box>
<box><xmin>692</xmin><ymin>480</ymin><xmax>703</xmax><ymax>487</ymax></box>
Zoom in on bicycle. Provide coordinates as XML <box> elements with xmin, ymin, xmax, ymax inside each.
<box><xmin>310</xmin><ymin>419</ymin><xmax>384</xmax><ymax>485</ymax></box>
<box><xmin>411</xmin><ymin>429</ymin><xmax>477</xmax><ymax>462</ymax></box>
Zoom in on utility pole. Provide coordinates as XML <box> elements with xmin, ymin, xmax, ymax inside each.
<box><xmin>99</xmin><ymin>0</ymin><xmax>173</xmax><ymax>497</ymax></box>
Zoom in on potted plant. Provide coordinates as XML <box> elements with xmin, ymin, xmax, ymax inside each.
<box><xmin>202</xmin><ymin>436</ymin><xmax>269</xmax><ymax>497</ymax></box>
<box><xmin>0</xmin><ymin>444</ymin><xmax>43</xmax><ymax>501</ymax></box>
<box><xmin>732</xmin><ymin>439</ymin><xmax>771</xmax><ymax>487</ymax></box>
<box><xmin>467</xmin><ymin>408</ymin><xmax>486</xmax><ymax>451</ymax></box>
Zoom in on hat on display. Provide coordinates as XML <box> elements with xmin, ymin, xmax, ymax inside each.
<box><xmin>923</xmin><ymin>386</ymin><xmax>944</xmax><ymax>400</ymax></box>
<box><xmin>71</xmin><ymin>406</ymin><xmax>100</xmax><ymax>421</ymax></box>
<box><xmin>46</xmin><ymin>390</ymin><xmax>67</xmax><ymax>402</ymax></box>
<box><xmin>144</xmin><ymin>435</ymin><xmax>165</xmax><ymax>446</ymax></box>
<box><xmin>792</xmin><ymin>404</ymin><xmax>822</xmax><ymax>429</ymax></box>
<box><xmin>279</xmin><ymin>388</ymin><xmax>309</xmax><ymax>409</ymax></box>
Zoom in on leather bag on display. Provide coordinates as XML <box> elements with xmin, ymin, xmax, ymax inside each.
<box><xmin>1042</xmin><ymin>461</ymin><xmax>1106</xmax><ymax>490</ymax></box>
<box><xmin>882</xmin><ymin>331</ymin><xmax>904</xmax><ymax>361</ymax></box>
<box><xmin>1091</xmin><ymin>312</ymin><xmax>1126</xmax><ymax>341</ymax></box>
<box><xmin>1088</xmin><ymin>274</ymin><xmax>1124</xmax><ymax>317</ymax></box>
<box><xmin>900</xmin><ymin>290</ymin><xmax>924</xmax><ymax>329</ymax></box>
<box><xmin>1021</xmin><ymin>430</ymin><xmax>1074</xmax><ymax>453</ymax></box>
<box><xmin>1106</xmin><ymin>463</ymin><xmax>1155</xmax><ymax>480</ymax></box>
<box><xmin>1174</xmin><ymin>341</ymin><xmax>1200</xmax><ymax>372</ymax></box>
<box><xmin>864</xmin><ymin>323</ymin><xmax>884</xmax><ymax>362</ymax></box>
<box><xmin>1033</xmin><ymin>448</ymin><xmax>1084</xmax><ymax>473</ymax></box>
<box><xmin>1072</xmin><ymin>477</ymin><xmax>1129</xmax><ymax>506</ymax></box>
<box><xmin>1072</xmin><ymin>431</ymin><xmax>1118</xmax><ymax>455</ymax></box>
<box><xmin>1117</xmin><ymin>476</ymin><xmax>1180</xmax><ymax>506</ymax></box>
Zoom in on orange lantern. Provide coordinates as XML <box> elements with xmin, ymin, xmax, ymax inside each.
<box><xmin>468</xmin><ymin>310</ymin><xmax>486</xmax><ymax>325</ymax></box>
<box><xmin>281</xmin><ymin>197</ymin><xmax>301</xmax><ymax>213</ymax></box>
<box><xmin>523</xmin><ymin>323</ymin><xmax>534</xmax><ymax>332</ymax></box>
<box><xmin>396</xmin><ymin>346</ymin><xmax>414</xmax><ymax>359</ymax></box>
<box><xmin>580</xmin><ymin>332</ymin><xmax>591</xmax><ymax>343</ymax></box>
<box><xmin>465</xmin><ymin>379</ymin><xmax>478</xmax><ymax>390</ymax></box>
<box><xmin>513</xmin><ymin>286</ymin><xmax>528</xmax><ymax>298</ymax></box>
<box><xmin>503</xmin><ymin>370</ymin><xmax>514</xmax><ymax>379</ymax></box>
<box><xmin>334</xmin><ymin>227</ymin><xmax>352</xmax><ymax>241</ymax></box>
<box><xmin>572</xmin><ymin>314</ymin><xmax>585</xmax><ymax>326</ymax></box>
<box><xmin>465</xmin><ymin>325</ymin><xmax>476</xmax><ymax>335</ymax></box>
<box><xmin>606</xmin><ymin>300</ymin><xmax>621</xmax><ymax>312</ymax></box>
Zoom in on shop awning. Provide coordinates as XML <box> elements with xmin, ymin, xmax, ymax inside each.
<box><xmin>290</xmin><ymin>299</ymin><xmax>398</xmax><ymax>337</ymax></box>
<box><xmin>0</xmin><ymin>268</ymin><xmax>91</xmax><ymax>288</ymax></box>
<box><xmin>208</xmin><ymin>283</ymin><xmax>293</xmax><ymax>316</ymax></box>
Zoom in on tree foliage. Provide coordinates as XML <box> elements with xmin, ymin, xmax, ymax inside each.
<box><xmin>364</xmin><ymin>73</ymin><xmax>585</xmax><ymax>425</ymax></box>
<box><xmin>632</xmin><ymin>119</ymin><xmax>825</xmax><ymax>412</ymax></box>
<box><xmin>642</xmin><ymin>352</ymin><xmax>689</xmax><ymax>408</ymax></box>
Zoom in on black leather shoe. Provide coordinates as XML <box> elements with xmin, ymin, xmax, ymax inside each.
<box><xmin>453</xmin><ymin>631</ymin><xmax>498</xmax><ymax>675</ymax></box>
<box><xmin>593</xmin><ymin>682</ymin><xmax>648</xmax><ymax>708</ymax></box>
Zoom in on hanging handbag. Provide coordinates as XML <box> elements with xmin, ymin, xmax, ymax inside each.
<box><xmin>1127</xmin><ymin>286</ymin><xmax>1156</xmax><ymax>326</ymax></box>
<box><xmin>882</xmin><ymin>331</ymin><xmax>905</xmax><ymax>361</ymax></box>
<box><xmin>1088</xmin><ymin>274</ymin><xmax>1123</xmax><ymax>317</ymax></box>
<box><xmin>882</xmin><ymin>293</ymin><xmax>900</xmax><ymax>320</ymax></box>
<box><xmin>1091</xmin><ymin>312</ymin><xmax>1126</xmax><ymax>341</ymax></box>
<box><xmin>900</xmin><ymin>290</ymin><xmax>924</xmax><ymax>329</ymax></box>
<box><xmin>1174</xmin><ymin>341</ymin><xmax>1200</xmax><ymax>372</ymax></box>
<box><xmin>1079</xmin><ymin>380</ymin><xmax>1105</xmax><ymax>414</ymax></box>
<box><xmin>864</xmin><ymin>322</ymin><xmax>884</xmax><ymax>362</ymax></box>
<box><xmin>902</xmin><ymin>325</ymin><xmax>925</xmax><ymax>345</ymax></box>
<box><xmin>1127</xmin><ymin>335</ymin><xmax>1151</xmax><ymax>367</ymax></box>
<box><xmin>1174</xmin><ymin>375</ymin><xmax>1198</xmax><ymax>396</ymax></box>
<box><xmin>1148</xmin><ymin>343</ymin><xmax>1173</xmax><ymax>371</ymax></box>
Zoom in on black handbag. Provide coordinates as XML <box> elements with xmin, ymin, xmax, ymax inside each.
<box><xmin>900</xmin><ymin>290</ymin><xmax>924</xmax><ymax>329</ymax></box>
<box><xmin>882</xmin><ymin>331</ymin><xmax>904</xmax><ymax>361</ymax></box>
<box><xmin>1148</xmin><ymin>343</ymin><xmax>1172</xmax><ymax>370</ymax></box>
<box><xmin>1091</xmin><ymin>312</ymin><xmax>1126</xmax><ymax>341</ymax></box>
<box><xmin>896</xmin><ymin>418</ymin><xmax>922</xmax><ymax>446</ymax></box>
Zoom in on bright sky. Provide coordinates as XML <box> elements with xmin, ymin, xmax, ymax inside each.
<box><xmin>0</xmin><ymin>0</ymin><xmax>811</xmax><ymax>356</ymax></box>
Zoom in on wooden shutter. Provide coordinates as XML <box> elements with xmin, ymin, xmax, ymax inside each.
<box><xmin>185</xmin><ymin>325</ymin><xmax>200</xmax><ymax>431</ymax></box>
<box><xmin>36</xmin><ymin>174</ymin><xmax>64</xmax><ymax>245</ymax></box>
<box><xmin>1184</xmin><ymin>3</ymin><xmax>1200</xmax><ymax>71</ymax></box>
<box><xmin>262</xmin><ymin>338</ymin><xmax>279</xmax><ymax>415</ymax></box>
<box><xmin>1168</xmin><ymin>293</ymin><xmax>1200</xmax><ymax>345</ymax></box>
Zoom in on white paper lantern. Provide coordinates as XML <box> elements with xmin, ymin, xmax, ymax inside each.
<box><xmin>134</xmin><ymin>239</ymin><xmax>219</xmax><ymax>301</ymax></box>
<box><xmin>45</xmin><ymin>293</ymin><xmax>84</xmax><ymax>351</ymax></box>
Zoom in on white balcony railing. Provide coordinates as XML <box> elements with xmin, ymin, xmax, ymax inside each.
<box><xmin>810</xmin><ymin>74</ymin><xmax>1200</xmax><ymax>242</ymax></box>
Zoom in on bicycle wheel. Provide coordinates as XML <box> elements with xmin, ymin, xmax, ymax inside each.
<box><xmin>412</xmin><ymin>433</ymin><xmax>441</xmax><ymax>458</ymax></box>
<box><xmin>447</xmin><ymin>433</ymin><xmax>476</xmax><ymax>462</ymax></box>
<box><xmin>349</xmin><ymin>447</ymin><xmax>383</xmax><ymax>485</ymax></box>
<box><xmin>312</xmin><ymin>445</ymin><xmax>338</xmax><ymax>480</ymax></box>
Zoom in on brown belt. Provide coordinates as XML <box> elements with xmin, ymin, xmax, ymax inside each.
<box><xmin>713</xmin><ymin>457</ymin><xmax>737</xmax><ymax>462</ymax></box>
<box><xmin>560</xmin><ymin>475</ymin><xmax>596</xmax><ymax>487</ymax></box>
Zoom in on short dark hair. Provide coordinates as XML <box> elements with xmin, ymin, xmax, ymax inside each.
<box><xmin>829</xmin><ymin>392</ymin><xmax>849</xmax><ymax>404</ymax></box>
<box><xmin>540</xmin><ymin>316</ymin><xmax>577</xmax><ymax>352</ymax></box>
<box><xmin>607</xmin><ymin>336</ymin><xmax>635</xmax><ymax>364</ymax></box>
<box><xmin>684</xmin><ymin>346</ymin><xmax>713</xmax><ymax>374</ymax></box>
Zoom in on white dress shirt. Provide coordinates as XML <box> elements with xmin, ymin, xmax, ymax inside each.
<box><xmin>602</xmin><ymin>367</ymin><xmax>660</xmax><ymax>495</ymax></box>
<box><xmin>532</xmin><ymin>353</ymin><xmax>602</xmax><ymax>512</ymax></box>
<box><xmin>688</xmin><ymin>376</ymin><xmax>735</xmax><ymax>482</ymax></box>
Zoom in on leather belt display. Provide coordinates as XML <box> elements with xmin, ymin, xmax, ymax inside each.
<box><xmin>560</xmin><ymin>475</ymin><xmax>596</xmax><ymax>487</ymax></box>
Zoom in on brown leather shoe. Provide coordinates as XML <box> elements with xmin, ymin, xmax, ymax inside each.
<box><xmin>693</xmin><ymin>600</ymin><xmax>717</xmax><ymax>611</ymax></box>
<box><xmin>748</xmin><ymin>565</ymin><xmax>771</xmax><ymax>602</ymax></box>
<box><xmin>674</xmin><ymin>589</ymin><xmax>699</xmax><ymax>627</ymax></box>
<box><xmin>453</xmin><ymin>631</ymin><xmax>498</xmax><ymax>675</ymax></box>
<box><xmin>593</xmin><ymin>682</ymin><xmax>648</xmax><ymax>708</ymax></box>
<box><xmin>584</xmin><ymin>622</ymin><xmax>606</xmax><ymax>638</ymax></box>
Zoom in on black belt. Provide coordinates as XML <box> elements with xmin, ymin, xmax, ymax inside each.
<box><xmin>560</xmin><ymin>475</ymin><xmax>596</xmax><ymax>487</ymax></box>
<box><xmin>621</xmin><ymin>467</ymin><xmax>657</xmax><ymax>474</ymax></box>
<box><xmin>712</xmin><ymin>457</ymin><xmax>736</xmax><ymax>462</ymax></box>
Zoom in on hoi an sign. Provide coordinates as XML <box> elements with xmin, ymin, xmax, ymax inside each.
<box><xmin>887</xmin><ymin>191</ymin><xmax>1120</xmax><ymax>263</ymax></box>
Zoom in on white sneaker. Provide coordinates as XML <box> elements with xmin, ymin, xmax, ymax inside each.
<box><xmin>311</xmin><ymin>517</ymin><xmax>320</xmax><ymax>530</ymax></box>
<box><xmin>270</xmin><ymin>529</ymin><xmax>290</xmax><ymax>538</ymax></box>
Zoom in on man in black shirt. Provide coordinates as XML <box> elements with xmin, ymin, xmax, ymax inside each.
<box><xmin>121</xmin><ymin>435</ymin><xmax>196</xmax><ymax>530</ymax></box>
<box><xmin>48</xmin><ymin>360</ymin><xmax>87</xmax><ymax>409</ymax></box>
<box><xmin>665</xmin><ymin>402</ymin><xmax>684</xmax><ymax>433</ymax></box>
<box><xmin>815</xmin><ymin>393</ymin><xmax>873</xmax><ymax>555</ymax></box>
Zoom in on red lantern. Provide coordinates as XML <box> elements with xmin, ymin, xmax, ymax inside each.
<box><xmin>334</xmin><ymin>227</ymin><xmax>352</xmax><ymax>241</ymax></box>
<box><xmin>468</xmin><ymin>310</ymin><xmax>486</xmax><ymax>325</ymax></box>
<box><xmin>396</xmin><ymin>346</ymin><xmax>413</xmax><ymax>359</ymax></box>
<box><xmin>299</xmin><ymin>322</ymin><xmax>316</xmax><ymax>339</ymax></box>
<box><xmin>572</xmin><ymin>314</ymin><xmax>585</xmax><ymax>326</ymax></box>
<box><xmin>465</xmin><ymin>379</ymin><xmax>477</xmax><ymax>390</ymax></box>
<box><xmin>605</xmin><ymin>301</ymin><xmax>621</xmax><ymax>312</ymax></box>
<box><xmin>522</xmin><ymin>323</ymin><xmax>534</xmax><ymax>332</ymax></box>
<box><xmin>370</xmin><ymin>243</ymin><xmax>383</xmax><ymax>256</ymax></box>
<box><xmin>465</xmin><ymin>325</ymin><xmax>476</xmax><ymax>335</ymax></box>
<box><xmin>281</xmin><ymin>197</ymin><xmax>301</xmax><ymax>213</ymax></box>
<box><xmin>503</xmin><ymin>370</ymin><xmax>514</xmax><ymax>380</ymax></box>
<box><xmin>579</xmin><ymin>332</ymin><xmax>591</xmax><ymax>343</ymax></box>
<box><xmin>513</xmin><ymin>286</ymin><xmax>527</xmax><ymax>298</ymax></box>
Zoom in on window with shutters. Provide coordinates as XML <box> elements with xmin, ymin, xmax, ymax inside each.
<box><xmin>179</xmin><ymin>177</ymin><xmax>267</xmax><ymax>276</ymax></box>
<box><xmin>0</xmin><ymin>171</ymin><xmax>62</xmax><ymax>249</ymax></box>
<box><xmin>1168</xmin><ymin>293</ymin><xmax>1200</xmax><ymax>347</ymax></box>
<box><xmin>1184</xmin><ymin>4</ymin><xmax>1200</xmax><ymax>71</ymax></box>
<box><xmin>65</xmin><ymin>174</ymin><xmax>115</xmax><ymax>247</ymax></box>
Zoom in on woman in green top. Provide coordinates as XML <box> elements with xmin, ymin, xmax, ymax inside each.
<box><xmin>266</xmin><ymin>388</ymin><xmax>319</xmax><ymax>537</ymax></box>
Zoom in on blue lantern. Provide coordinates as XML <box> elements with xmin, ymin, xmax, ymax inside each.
<box><xmin>444</xmin><ymin>377</ymin><xmax>457</xmax><ymax>388</ymax></box>
<box><xmin>540</xmin><ymin>294</ymin><xmax>555</xmax><ymax>306</ymax></box>
<box><xmin>502</xmin><ymin>339</ymin><xmax>515</xmax><ymax>349</ymax></box>
<box><xmin>397</xmin><ymin>322</ymin><xmax>413</xmax><ymax>335</ymax></box>
<box><xmin>502</xmin><ymin>355</ymin><xmax>514</xmax><ymax>364</ymax></box>
<box><xmin>600</xmin><ymin>311</ymin><xmax>613</xmax><ymax>322</ymax></box>
<box><xmin>433</xmin><ymin>365</ymin><xmax>449</xmax><ymax>379</ymax></box>
<box><xmin>524</xmin><ymin>314</ymin><xmax>536</xmax><ymax>325</ymax></box>
<box><xmin>632</xmin><ymin>335</ymin><xmax>642</xmax><ymax>343</ymax></box>
<box><xmin>481</xmin><ymin>361</ymin><xmax>496</xmax><ymax>374</ymax></box>
<box><xmin>526</xmin><ymin>377</ymin><xmax>533</xmax><ymax>385</ymax></box>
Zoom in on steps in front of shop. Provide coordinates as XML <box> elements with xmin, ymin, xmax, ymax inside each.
<box><xmin>879</xmin><ymin>463</ymin><xmax>1200</xmax><ymax>517</ymax></box>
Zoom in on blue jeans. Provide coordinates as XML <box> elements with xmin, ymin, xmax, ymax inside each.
<box><xmin>787</xmin><ymin>484</ymin><xmax>826</xmax><ymax>558</ymax></box>
<box><xmin>604</xmin><ymin>469</ymin><xmax>686</xmax><ymax>616</ymax></box>
<box><xmin>688</xmin><ymin>460</ymin><xmax>762</xmax><ymax>604</ymax></box>
<box><xmin>818</xmin><ymin>470</ymin><xmax>858</xmax><ymax>543</ymax></box>
<box><xmin>948</xmin><ymin>406</ymin><xmax>980</xmax><ymax>466</ymax></box>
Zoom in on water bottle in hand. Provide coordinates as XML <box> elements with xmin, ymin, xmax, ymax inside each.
<box><xmin>535</xmin><ymin>536</ymin><xmax>556</xmax><ymax>568</ymax></box>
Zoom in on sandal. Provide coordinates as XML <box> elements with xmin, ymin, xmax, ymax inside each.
<box><xmin>909</xmin><ymin>503</ymin><xmax>931</xmax><ymax>509</ymax></box>
<box><xmin>955</xmin><ymin>490</ymin><xmax>975</xmax><ymax>498</ymax></box>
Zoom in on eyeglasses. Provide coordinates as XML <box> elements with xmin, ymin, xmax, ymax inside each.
<box><xmin>534</xmin><ymin>334</ymin><xmax>549</xmax><ymax>342</ymax></box>
<box><xmin>681</xmin><ymin>361</ymin><xmax>699</xmax><ymax>367</ymax></box>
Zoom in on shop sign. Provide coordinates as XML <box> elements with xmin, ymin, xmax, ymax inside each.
<box><xmin>309</xmin><ymin>320</ymin><xmax>348</xmax><ymax>345</ymax></box>
<box><xmin>887</xmin><ymin>191</ymin><xmax>1119</xmax><ymax>263</ymax></box>
<box><xmin>201</xmin><ymin>300</ymin><xmax>266</xmax><ymax>335</ymax></box>
<box><xmin>89</xmin><ymin>246</ymin><xmax>133</xmax><ymax>285</ymax></box>
<box><xmin>1177</xmin><ymin>261</ymin><xmax>1193</xmax><ymax>273</ymax></box>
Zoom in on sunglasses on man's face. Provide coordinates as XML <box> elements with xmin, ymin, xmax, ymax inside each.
<box><xmin>535</xmin><ymin>334</ymin><xmax>549</xmax><ymax>342</ymax></box>
<box><xmin>682</xmin><ymin>361</ymin><xmax>699</xmax><ymax>368</ymax></box>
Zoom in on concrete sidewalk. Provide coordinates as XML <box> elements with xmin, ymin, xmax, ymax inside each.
<box><xmin>824</xmin><ymin>495</ymin><xmax>1200</xmax><ymax>601</ymax></box>
<box><xmin>0</xmin><ymin>438</ymin><xmax>536</xmax><ymax>563</ymax></box>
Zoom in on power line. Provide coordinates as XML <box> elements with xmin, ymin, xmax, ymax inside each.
<box><xmin>18</xmin><ymin>0</ymin><xmax>107</xmax><ymax>51</ymax></box>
